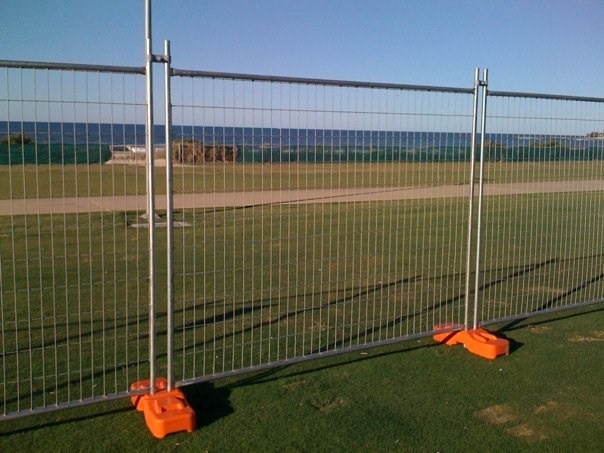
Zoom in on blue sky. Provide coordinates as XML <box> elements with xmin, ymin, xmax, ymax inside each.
<box><xmin>2</xmin><ymin>0</ymin><xmax>604</xmax><ymax>96</ymax></box>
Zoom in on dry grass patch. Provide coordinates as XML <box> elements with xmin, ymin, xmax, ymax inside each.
<box><xmin>568</xmin><ymin>330</ymin><xmax>604</xmax><ymax>342</ymax></box>
<box><xmin>506</xmin><ymin>423</ymin><xmax>548</xmax><ymax>442</ymax></box>
<box><xmin>280</xmin><ymin>379</ymin><xmax>308</xmax><ymax>392</ymax></box>
<box><xmin>533</xmin><ymin>400</ymin><xmax>559</xmax><ymax>415</ymax></box>
<box><xmin>474</xmin><ymin>404</ymin><xmax>517</xmax><ymax>425</ymax></box>
<box><xmin>528</xmin><ymin>325</ymin><xmax>551</xmax><ymax>334</ymax></box>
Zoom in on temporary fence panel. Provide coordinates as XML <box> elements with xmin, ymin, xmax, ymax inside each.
<box><xmin>167</xmin><ymin>70</ymin><xmax>478</xmax><ymax>385</ymax></box>
<box><xmin>4</xmin><ymin>54</ymin><xmax>604</xmax><ymax>425</ymax></box>
<box><xmin>476</xmin><ymin>90</ymin><xmax>604</xmax><ymax>326</ymax></box>
<box><xmin>0</xmin><ymin>61</ymin><xmax>150</xmax><ymax>418</ymax></box>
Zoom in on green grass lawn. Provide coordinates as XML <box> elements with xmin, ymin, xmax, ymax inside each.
<box><xmin>0</xmin><ymin>198</ymin><xmax>471</xmax><ymax>414</ymax></box>
<box><xmin>1</xmin><ymin>160</ymin><xmax>604</xmax><ymax>199</ymax></box>
<box><xmin>1</xmin><ymin>161</ymin><xmax>603</xmax><ymax>450</ymax></box>
<box><xmin>0</xmin><ymin>304</ymin><xmax>602</xmax><ymax>452</ymax></box>
<box><xmin>2</xmin><ymin>192</ymin><xmax>604</xmax><ymax>419</ymax></box>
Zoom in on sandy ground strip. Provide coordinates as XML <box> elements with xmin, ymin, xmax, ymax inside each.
<box><xmin>0</xmin><ymin>180</ymin><xmax>602</xmax><ymax>215</ymax></box>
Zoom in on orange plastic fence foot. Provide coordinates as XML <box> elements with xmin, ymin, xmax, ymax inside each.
<box><xmin>432</xmin><ymin>323</ymin><xmax>465</xmax><ymax>346</ymax></box>
<box><xmin>140</xmin><ymin>389</ymin><xmax>196</xmax><ymax>439</ymax></box>
<box><xmin>130</xmin><ymin>377</ymin><xmax>168</xmax><ymax>411</ymax></box>
<box><xmin>130</xmin><ymin>377</ymin><xmax>196</xmax><ymax>438</ymax></box>
<box><xmin>433</xmin><ymin>324</ymin><xmax>510</xmax><ymax>360</ymax></box>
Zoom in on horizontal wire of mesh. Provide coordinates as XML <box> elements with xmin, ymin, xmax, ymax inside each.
<box><xmin>478</xmin><ymin>94</ymin><xmax>604</xmax><ymax>324</ymax></box>
<box><xmin>167</xmin><ymin>75</ymin><xmax>475</xmax><ymax>383</ymax></box>
<box><xmin>0</xmin><ymin>65</ymin><xmax>149</xmax><ymax>418</ymax></box>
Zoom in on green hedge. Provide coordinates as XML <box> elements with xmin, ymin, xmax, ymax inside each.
<box><xmin>0</xmin><ymin>144</ymin><xmax>111</xmax><ymax>165</ymax></box>
<box><xmin>236</xmin><ymin>145</ymin><xmax>604</xmax><ymax>163</ymax></box>
<box><xmin>237</xmin><ymin>146</ymin><xmax>474</xmax><ymax>163</ymax></box>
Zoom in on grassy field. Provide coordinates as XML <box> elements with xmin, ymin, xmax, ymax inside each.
<box><xmin>0</xmin><ymin>197</ymin><xmax>471</xmax><ymax>413</ymax></box>
<box><xmin>1</xmin><ymin>161</ymin><xmax>603</xmax><ymax>450</ymax></box>
<box><xmin>1</xmin><ymin>160</ymin><xmax>604</xmax><ymax>199</ymax></box>
<box><xmin>2</xmin><ymin>192</ymin><xmax>604</xmax><ymax>415</ymax></box>
<box><xmin>0</xmin><ymin>304</ymin><xmax>602</xmax><ymax>451</ymax></box>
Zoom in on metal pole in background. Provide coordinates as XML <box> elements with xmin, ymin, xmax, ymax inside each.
<box><xmin>164</xmin><ymin>39</ymin><xmax>174</xmax><ymax>392</ymax></box>
<box><xmin>144</xmin><ymin>0</ymin><xmax>157</xmax><ymax>395</ymax></box>
<box><xmin>463</xmin><ymin>68</ymin><xmax>480</xmax><ymax>330</ymax></box>
<box><xmin>473</xmin><ymin>68</ymin><xmax>489</xmax><ymax>330</ymax></box>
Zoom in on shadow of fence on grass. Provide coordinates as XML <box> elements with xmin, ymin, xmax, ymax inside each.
<box><xmin>5</xmin><ymin>252</ymin><xmax>604</xmax><ymax>410</ymax></box>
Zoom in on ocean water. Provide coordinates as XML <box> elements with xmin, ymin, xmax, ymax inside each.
<box><xmin>2</xmin><ymin>121</ymin><xmax>604</xmax><ymax>164</ymax></box>
<box><xmin>0</xmin><ymin>121</ymin><xmax>478</xmax><ymax>147</ymax></box>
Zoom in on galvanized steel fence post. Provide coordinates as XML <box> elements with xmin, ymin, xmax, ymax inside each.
<box><xmin>163</xmin><ymin>39</ymin><xmax>175</xmax><ymax>392</ymax></box>
<box><xmin>144</xmin><ymin>0</ymin><xmax>157</xmax><ymax>395</ymax></box>
<box><xmin>464</xmin><ymin>68</ymin><xmax>489</xmax><ymax>331</ymax></box>
<box><xmin>464</xmin><ymin>68</ymin><xmax>481</xmax><ymax>330</ymax></box>
<box><xmin>473</xmin><ymin>68</ymin><xmax>488</xmax><ymax>330</ymax></box>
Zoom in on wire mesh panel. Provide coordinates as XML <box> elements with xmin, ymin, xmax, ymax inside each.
<box><xmin>477</xmin><ymin>92</ymin><xmax>604</xmax><ymax>324</ymax></box>
<box><xmin>0</xmin><ymin>62</ymin><xmax>148</xmax><ymax>418</ymax></box>
<box><xmin>167</xmin><ymin>72</ymin><xmax>476</xmax><ymax>384</ymax></box>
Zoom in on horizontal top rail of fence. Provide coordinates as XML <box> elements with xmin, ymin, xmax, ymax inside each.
<box><xmin>0</xmin><ymin>59</ymin><xmax>145</xmax><ymax>75</ymax></box>
<box><xmin>170</xmin><ymin>67</ymin><xmax>475</xmax><ymax>94</ymax></box>
<box><xmin>5</xmin><ymin>59</ymin><xmax>604</xmax><ymax>103</ymax></box>
<box><xmin>488</xmin><ymin>89</ymin><xmax>604</xmax><ymax>103</ymax></box>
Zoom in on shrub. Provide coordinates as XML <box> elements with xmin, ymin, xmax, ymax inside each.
<box><xmin>1</xmin><ymin>133</ymin><xmax>33</xmax><ymax>145</ymax></box>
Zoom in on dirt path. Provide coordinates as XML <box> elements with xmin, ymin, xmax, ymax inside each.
<box><xmin>0</xmin><ymin>180</ymin><xmax>602</xmax><ymax>215</ymax></box>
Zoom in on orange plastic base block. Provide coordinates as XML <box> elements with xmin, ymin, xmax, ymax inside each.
<box><xmin>433</xmin><ymin>324</ymin><xmax>510</xmax><ymax>359</ymax></box>
<box><xmin>131</xmin><ymin>377</ymin><xmax>168</xmax><ymax>410</ymax></box>
<box><xmin>130</xmin><ymin>378</ymin><xmax>196</xmax><ymax>439</ymax></box>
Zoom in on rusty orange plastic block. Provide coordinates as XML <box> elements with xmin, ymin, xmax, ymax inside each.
<box><xmin>130</xmin><ymin>377</ymin><xmax>168</xmax><ymax>411</ymax></box>
<box><xmin>139</xmin><ymin>388</ymin><xmax>196</xmax><ymax>439</ymax></box>
<box><xmin>433</xmin><ymin>324</ymin><xmax>510</xmax><ymax>359</ymax></box>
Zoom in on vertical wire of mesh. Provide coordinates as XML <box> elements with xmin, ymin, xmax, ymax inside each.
<box><xmin>478</xmin><ymin>91</ymin><xmax>604</xmax><ymax>326</ymax></box>
<box><xmin>0</xmin><ymin>63</ymin><xmax>147</xmax><ymax>419</ymax></box>
<box><xmin>167</xmin><ymin>70</ymin><xmax>475</xmax><ymax>386</ymax></box>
